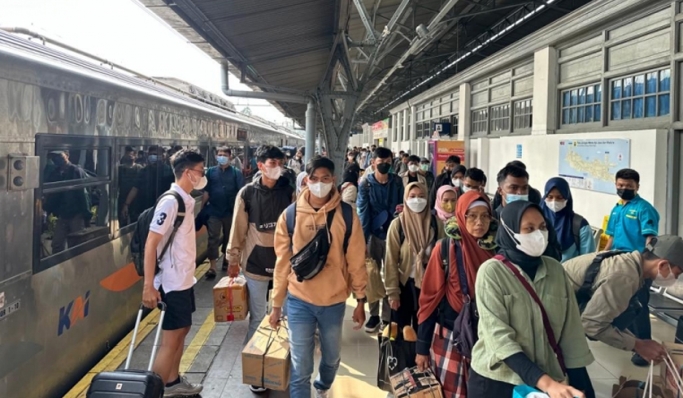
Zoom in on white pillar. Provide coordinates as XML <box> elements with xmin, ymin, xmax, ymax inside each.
<box><xmin>458</xmin><ymin>83</ymin><xmax>471</xmax><ymax>141</ymax></box>
<box><xmin>532</xmin><ymin>46</ymin><xmax>558</xmax><ymax>135</ymax></box>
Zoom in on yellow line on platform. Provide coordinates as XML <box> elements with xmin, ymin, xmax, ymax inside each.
<box><xmin>64</xmin><ymin>263</ymin><xmax>210</xmax><ymax>398</ymax></box>
<box><xmin>179</xmin><ymin>310</ymin><xmax>215</xmax><ymax>373</ymax></box>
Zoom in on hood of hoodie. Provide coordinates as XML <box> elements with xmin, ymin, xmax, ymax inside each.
<box><xmin>296</xmin><ymin>186</ymin><xmax>342</xmax><ymax>214</ymax></box>
<box><xmin>252</xmin><ymin>174</ymin><xmax>291</xmax><ymax>192</ymax></box>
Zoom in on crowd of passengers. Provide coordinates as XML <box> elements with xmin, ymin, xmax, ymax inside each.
<box><xmin>139</xmin><ymin>143</ymin><xmax>683</xmax><ymax>398</ymax></box>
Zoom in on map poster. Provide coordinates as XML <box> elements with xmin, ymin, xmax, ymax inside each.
<box><xmin>558</xmin><ymin>139</ymin><xmax>630</xmax><ymax>194</ymax></box>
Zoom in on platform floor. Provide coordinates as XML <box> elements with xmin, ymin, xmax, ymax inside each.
<box><xmin>67</xmin><ymin>260</ymin><xmax>678</xmax><ymax>398</ymax></box>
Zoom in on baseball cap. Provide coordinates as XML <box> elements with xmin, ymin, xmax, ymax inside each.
<box><xmin>645</xmin><ymin>235</ymin><xmax>683</xmax><ymax>269</ymax></box>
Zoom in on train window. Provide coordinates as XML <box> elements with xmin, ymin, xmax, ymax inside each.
<box><xmin>118</xmin><ymin>144</ymin><xmax>176</xmax><ymax>229</ymax></box>
<box><xmin>37</xmin><ymin>141</ymin><xmax>112</xmax><ymax>272</ymax></box>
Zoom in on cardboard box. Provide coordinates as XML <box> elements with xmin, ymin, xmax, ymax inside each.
<box><xmin>213</xmin><ymin>276</ymin><xmax>248</xmax><ymax>322</ymax></box>
<box><xmin>242</xmin><ymin>317</ymin><xmax>290</xmax><ymax>391</ymax></box>
<box><xmin>612</xmin><ymin>376</ymin><xmax>673</xmax><ymax>398</ymax></box>
<box><xmin>663</xmin><ymin>342</ymin><xmax>683</xmax><ymax>396</ymax></box>
<box><xmin>389</xmin><ymin>367</ymin><xmax>443</xmax><ymax>398</ymax></box>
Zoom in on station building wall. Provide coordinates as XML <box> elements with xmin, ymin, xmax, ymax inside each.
<box><xmin>376</xmin><ymin>0</ymin><xmax>682</xmax><ymax>233</ymax></box>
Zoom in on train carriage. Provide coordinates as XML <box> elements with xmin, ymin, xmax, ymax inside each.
<box><xmin>0</xmin><ymin>29</ymin><xmax>302</xmax><ymax>398</ymax></box>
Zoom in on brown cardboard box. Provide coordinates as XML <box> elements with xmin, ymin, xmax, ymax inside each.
<box><xmin>390</xmin><ymin>367</ymin><xmax>443</xmax><ymax>398</ymax></box>
<box><xmin>662</xmin><ymin>342</ymin><xmax>683</xmax><ymax>395</ymax></box>
<box><xmin>242</xmin><ymin>317</ymin><xmax>290</xmax><ymax>391</ymax></box>
<box><xmin>213</xmin><ymin>276</ymin><xmax>248</xmax><ymax>322</ymax></box>
<box><xmin>612</xmin><ymin>376</ymin><xmax>673</xmax><ymax>398</ymax></box>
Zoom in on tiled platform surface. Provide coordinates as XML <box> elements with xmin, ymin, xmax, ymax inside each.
<box><xmin>125</xmin><ymin>272</ymin><xmax>676</xmax><ymax>398</ymax></box>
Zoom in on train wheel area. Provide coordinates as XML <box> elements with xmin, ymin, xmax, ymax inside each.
<box><xmin>63</xmin><ymin>259</ymin><xmax>676</xmax><ymax>398</ymax></box>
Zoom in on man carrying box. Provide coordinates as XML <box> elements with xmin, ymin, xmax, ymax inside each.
<box><xmin>563</xmin><ymin>235</ymin><xmax>683</xmax><ymax>363</ymax></box>
<box><xmin>270</xmin><ymin>156</ymin><xmax>368</xmax><ymax>398</ymax></box>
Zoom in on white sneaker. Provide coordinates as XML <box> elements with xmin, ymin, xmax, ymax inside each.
<box><xmin>315</xmin><ymin>388</ymin><xmax>329</xmax><ymax>398</ymax></box>
<box><xmin>249</xmin><ymin>385</ymin><xmax>268</xmax><ymax>393</ymax></box>
<box><xmin>163</xmin><ymin>375</ymin><xmax>203</xmax><ymax>397</ymax></box>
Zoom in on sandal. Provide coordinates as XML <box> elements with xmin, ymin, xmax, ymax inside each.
<box><xmin>205</xmin><ymin>268</ymin><xmax>217</xmax><ymax>279</ymax></box>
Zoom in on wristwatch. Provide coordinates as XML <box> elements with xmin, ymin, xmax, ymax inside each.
<box><xmin>356</xmin><ymin>297</ymin><xmax>367</xmax><ymax>304</ymax></box>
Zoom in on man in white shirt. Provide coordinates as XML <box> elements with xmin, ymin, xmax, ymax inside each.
<box><xmin>142</xmin><ymin>150</ymin><xmax>205</xmax><ymax>397</ymax></box>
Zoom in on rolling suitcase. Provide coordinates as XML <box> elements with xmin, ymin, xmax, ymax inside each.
<box><xmin>87</xmin><ymin>302</ymin><xmax>167</xmax><ymax>398</ymax></box>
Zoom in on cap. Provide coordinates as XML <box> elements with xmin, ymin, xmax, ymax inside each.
<box><xmin>646</xmin><ymin>235</ymin><xmax>683</xmax><ymax>268</ymax></box>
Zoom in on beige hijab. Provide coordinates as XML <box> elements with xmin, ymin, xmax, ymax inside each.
<box><xmin>399</xmin><ymin>182</ymin><xmax>433</xmax><ymax>286</ymax></box>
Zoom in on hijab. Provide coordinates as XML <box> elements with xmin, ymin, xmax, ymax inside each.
<box><xmin>296</xmin><ymin>171</ymin><xmax>307</xmax><ymax>195</ymax></box>
<box><xmin>496</xmin><ymin>201</ymin><xmax>544</xmax><ymax>276</ymax></box>
<box><xmin>341</xmin><ymin>168</ymin><xmax>359</xmax><ymax>189</ymax></box>
<box><xmin>418</xmin><ymin>191</ymin><xmax>495</xmax><ymax>322</ymax></box>
<box><xmin>434</xmin><ymin>185</ymin><xmax>458</xmax><ymax>221</ymax></box>
<box><xmin>540</xmin><ymin>177</ymin><xmax>587</xmax><ymax>251</ymax></box>
<box><xmin>400</xmin><ymin>182</ymin><xmax>433</xmax><ymax>284</ymax></box>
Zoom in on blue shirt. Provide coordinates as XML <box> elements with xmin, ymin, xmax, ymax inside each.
<box><xmin>560</xmin><ymin>224</ymin><xmax>597</xmax><ymax>262</ymax></box>
<box><xmin>606</xmin><ymin>195</ymin><xmax>659</xmax><ymax>252</ymax></box>
<box><xmin>204</xmin><ymin>165</ymin><xmax>245</xmax><ymax>218</ymax></box>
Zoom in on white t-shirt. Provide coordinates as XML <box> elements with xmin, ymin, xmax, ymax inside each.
<box><xmin>151</xmin><ymin>183</ymin><xmax>197</xmax><ymax>293</ymax></box>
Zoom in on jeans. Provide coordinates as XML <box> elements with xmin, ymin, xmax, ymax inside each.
<box><xmin>244</xmin><ymin>275</ymin><xmax>270</xmax><ymax>345</ymax></box>
<box><xmin>287</xmin><ymin>294</ymin><xmax>345</xmax><ymax>397</ymax></box>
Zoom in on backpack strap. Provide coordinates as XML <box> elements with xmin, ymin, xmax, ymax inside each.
<box><xmin>575</xmin><ymin>250</ymin><xmax>627</xmax><ymax>309</ymax></box>
<box><xmin>340</xmin><ymin>202</ymin><xmax>353</xmax><ymax>252</ymax></box>
<box><xmin>157</xmin><ymin>191</ymin><xmax>186</xmax><ymax>263</ymax></box>
<box><xmin>572</xmin><ymin>213</ymin><xmax>584</xmax><ymax>250</ymax></box>
<box><xmin>285</xmin><ymin>203</ymin><xmax>297</xmax><ymax>251</ymax></box>
<box><xmin>438</xmin><ymin>237</ymin><xmax>451</xmax><ymax>327</ymax></box>
<box><xmin>398</xmin><ymin>220</ymin><xmax>405</xmax><ymax>246</ymax></box>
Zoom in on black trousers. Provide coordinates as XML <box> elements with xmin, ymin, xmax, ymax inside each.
<box><xmin>628</xmin><ymin>279</ymin><xmax>652</xmax><ymax>340</ymax></box>
<box><xmin>467</xmin><ymin>369</ymin><xmax>514</xmax><ymax>397</ymax></box>
<box><xmin>393</xmin><ymin>278</ymin><xmax>419</xmax><ymax>329</ymax></box>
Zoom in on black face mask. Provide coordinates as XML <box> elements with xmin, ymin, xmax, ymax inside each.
<box><xmin>376</xmin><ymin>163</ymin><xmax>391</xmax><ymax>175</ymax></box>
<box><xmin>617</xmin><ymin>188</ymin><xmax>636</xmax><ymax>200</ymax></box>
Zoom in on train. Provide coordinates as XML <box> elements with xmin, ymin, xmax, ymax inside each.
<box><xmin>0</xmin><ymin>29</ymin><xmax>303</xmax><ymax>398</ymax></box>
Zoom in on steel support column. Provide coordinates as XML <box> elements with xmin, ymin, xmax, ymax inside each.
<box><xmin>305</xmin><ymin>101</ymin><xmax>316</xmax><ymax>164</ymax></box>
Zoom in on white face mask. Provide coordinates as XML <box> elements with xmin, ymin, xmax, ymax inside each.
<box><xmin>308</xmin><ymin>182</ymin><xmax>333</xmax><ymax>198</ymax></box>
<box><xmin>462</xmin><ymin>185</ymin><xmax>472</xmax><ymax>193</ymax></box>
<box><xmin>654</xmin><ymin>264</ymin><xmax>677</xmax><ymax>287</ymax></box>
<box><xmin>545</xmin><ymin>199</ymin><xmax>567</xmax><ymax>213</ymax></box>
<box><xmin>502</xmin><ymin>221</ymin><xmax>548</xmax><ymax>257</ymax></box>
<box><xmin>452</xmin><ymin>178</ymin><xmax>463</xmax><ymax>188</ymax></box>
<box><xmin>263</xmin><ymin>165</ymin><xmax>282</xmax><ymax>180</ymax></box>
<box><xmin>406</xmin><ymin>197</ymin><xmax>428</xmax><ymax>213</ymax></box>
<box><xmin>190</xmin><ymin>173</ymin><xmax>208</xmax><ymax>190</ymax></box>
<box><xmin>408</xmin><ymin>164</ymin><xmax>419</xmax><ymax>173</ymax></box>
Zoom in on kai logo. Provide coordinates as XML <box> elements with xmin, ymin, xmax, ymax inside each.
<box><xmin>58</xmin><ymin>291</ymin><xmax>90</xmax><ymax>336</ymax></box>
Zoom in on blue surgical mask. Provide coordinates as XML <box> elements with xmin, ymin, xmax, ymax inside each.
<box><xmin>505</xmin><ymin>193</ymin><xmax>529</xmax><ymax>203</ymax></box>
<box><xmin>148</xmin><ymin>155</ymin><xmax>158</xmax><ymax>163</ymax></box>
<box><xmin>216</xmin><ymin>155</ymin><xmax>229</xmax><ymax>166</ymax></box>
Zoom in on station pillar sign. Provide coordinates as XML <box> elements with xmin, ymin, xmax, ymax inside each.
<box><xmin>429</xmin><ymin>140</ymin><xmax>465</xmax><ymax>174</ymax></box>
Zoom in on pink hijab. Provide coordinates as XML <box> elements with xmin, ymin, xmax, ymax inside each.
<box><xmin>434</xmin><ymin>185</ymin><xmax>458</xmax><ymax>221</ymax></box>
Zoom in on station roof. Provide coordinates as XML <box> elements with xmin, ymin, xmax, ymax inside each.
<box><xmin>141</xmin><ymin>0</ymin><xmax>593</xmax><ymax>125</ymax></box>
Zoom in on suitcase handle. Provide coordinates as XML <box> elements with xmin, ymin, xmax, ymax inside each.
<box><xmin>124</xmin><ymin>301</ymin><xmax>167</xmax><ymax>371</ymax></box>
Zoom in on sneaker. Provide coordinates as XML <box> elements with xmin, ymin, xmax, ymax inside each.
<box><xmin>315</xmin><ymin>388</ymin><xmax>329</xmax><ymax>398</ymax></box>
<box><xmin>631</xmin><ymin>353</ymin><xmax>649</xmax><ymax>367</ymax></box>
<box><xmin>249</xmin><ymin>385</ymin><xmax>268</xmax><ymax>393</ymax></box>
<box><xmin>365</xmin><ymin>315</ymin><xmax>381</xmax><ymax>333</ymax></box>
<box><xmin>163</xmin><ymin>375</ymin><xmax>203</xmax><ymax>397</ymax></box>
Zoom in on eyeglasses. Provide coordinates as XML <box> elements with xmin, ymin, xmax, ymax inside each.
<box><xmin>465</xmin><ymin>214</ymin><xmax>492</xmax><ymax>223</ymax></box>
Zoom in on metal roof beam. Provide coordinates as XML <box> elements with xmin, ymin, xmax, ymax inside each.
<box><xmin>353</xmin><ymin>0</ymin><xmax>379</xmax><ymax>43</ymax></box>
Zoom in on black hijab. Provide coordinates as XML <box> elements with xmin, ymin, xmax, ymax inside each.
<box><xmin>496</xmin><ymin>201</ymin><xmax>546</xmax><ymax>279</ymax></box>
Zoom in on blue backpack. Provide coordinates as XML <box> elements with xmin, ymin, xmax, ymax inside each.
<box><xmin>285</xmin><ymin>202</ymin><xmax>354</xmax><ymax>252</ymax></box>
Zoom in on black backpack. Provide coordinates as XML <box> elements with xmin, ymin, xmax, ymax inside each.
<box><xmin>131</xmin><ymin>191</ymin><xmax>186</xmax><ymax>277</ymax></box>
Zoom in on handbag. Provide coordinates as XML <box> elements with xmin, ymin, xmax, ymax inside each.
<box><xmin>377</xmin><ymin>325</ymin><xmax>417</xmax><ymax>392</ymax></box>
<box><xmin>365</xmin><ymin>257</ymin><xmax>387</xmax><ymax>304</ymax></box>
<box><xmin>289</xmin><ymin>210</ymin><xmax>335</xmax><ymax>282</ymax></box>
<box><xmin>440</xmin><ymin>237</ymin><xmax>478</xmax><ymax>358</ymax></box>
<box><xmin>494</xmin><ymin>255</ymin><xmax>567</xmax><ymax>374</ymax></box>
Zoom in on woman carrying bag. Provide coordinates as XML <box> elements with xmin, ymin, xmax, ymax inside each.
<box><xmin>468</xmin><ymin>201</ymin><xmax>595</xmax><ymax>398</ymax></box>
<box><xmin>416</xmin><ymin>190</ymin><xmax>497</xmax><ymax>398</ymax></box>
<box><xmin>384</xmin><ymin>182</ymin><xmax>443</xmax><ymax>329</ymax></box>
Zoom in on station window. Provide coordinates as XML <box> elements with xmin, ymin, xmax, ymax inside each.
<box><xmin>471</xmin><ymin>109</ymin><xmax>488</xmax><ymax>135</ymax></box>
<box><xmin>490</xmin><ymin>104</ymin><xmax>510</xmax><ymax>133</ymax></box>
<box><xmin>513</xmin><ymin>99</ymin><xmax>533</xmax><ymax>130</ymax></box>
<box><xmin>561</xmin><ymin>84</ymin><xmax>602</xmax><ymax>125</ymax></box>
<box><xmin>450</xmin><ymin>114</ymin><xmax>459</xmax><ymax>136</ymax></box>
<box><xmin>37</xmin><ymin>140</ymin><xmax>112</xmax><ymax>271</ymax></box>
<box><xmin>610</xmin><ymin>68</ymin><xmax>670</xmax><ymax>120</ymax></box>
